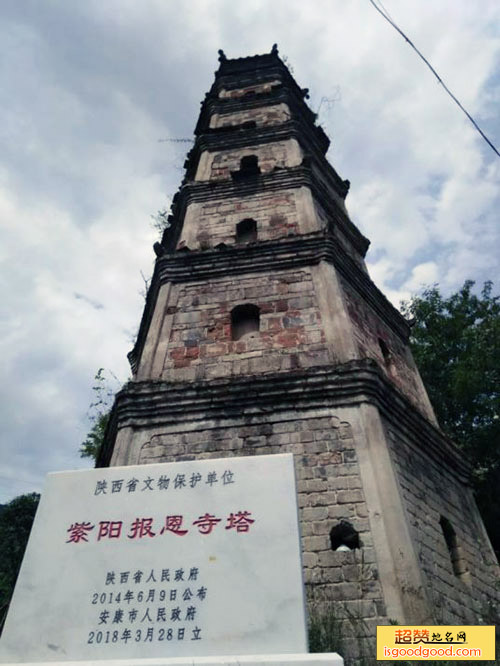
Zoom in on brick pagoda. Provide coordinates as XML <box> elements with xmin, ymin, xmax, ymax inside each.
<box><xmin>98</xmin><ymin>47</ymin><xmax>499</xmax><ymax>659</ymax></box>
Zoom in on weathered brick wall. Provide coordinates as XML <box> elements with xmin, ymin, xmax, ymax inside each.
<box><xmin>136</xmin><ymin>410</ymin><xmax>387</xmax><ymax>656</ymax></box>
<box><xmin>386</xmin><ymin>425</ymin><xmax>499</xmax><ymax>625</ymax></box>
<box><xmin>196</xmin><ymin>139</ymin><xmax>302</xmax><ymax>181</ymax></box>
<box><xmin>341</xmin><ymin>278</ymin><xmax>431</xmax><ymax>417</ymax></box>
<box><xmin>182</xmin><ymin>189</ymin><xmax>301</xmax><ymax>249</ymax></box>
<box><xmin>314</xmin><ymin>201</ymin><xmax>367</xmax><ymax>273</ymax></box>
<box><xmin>210</xmin><ymin>104</ymin><xmax>291</xmax><ymax>129</ymax></box>
<box><xmin>162</xmin><ymin>269</ymin><xmax>330</xmax><ymax>382</ymax></box>
<box><xmin>218</xmin><ymin>80</ymin><xmax>281</xmax><ymax>99</ymax></box>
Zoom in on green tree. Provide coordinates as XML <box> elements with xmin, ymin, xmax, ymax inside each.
<box><xmin>0</xmin><ymin>493</ymin><xmax>40</xmax><ymax>633</ymax></box>
<box><xmin>80</xmin><ymin>368</ymin><xmax>115</xmax><ymax>463</ymax></box>
<box><xmin>401</xmin><ymin>280</ymin><xmax>500</xmax><ymax>558</ymax></box>
<box><xmin>80</xmin><ymin>411</ymin><xmax>109</xmax><ymax>462</ymax></box>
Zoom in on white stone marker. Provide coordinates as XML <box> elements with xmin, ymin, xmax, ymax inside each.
<box><xmin>0</xmin><ymin>454</ymin><xmax>308</xmax><ymax>663</ymax></box>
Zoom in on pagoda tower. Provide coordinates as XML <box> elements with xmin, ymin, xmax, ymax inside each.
<box><xmin>98</xmin><ymin>48</ymin><xmax>499</xmax><ymax>659</ymax></box>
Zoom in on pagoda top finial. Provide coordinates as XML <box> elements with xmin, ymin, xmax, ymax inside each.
<box><xmin>271</xmin><ymin>43</ymin><xmax>279</xmax><ymax>56</ymax></box>
<box><xmin>217</xmin><ymin>49</ymin><xmax>227</xmax><ymax>63</ymax></box>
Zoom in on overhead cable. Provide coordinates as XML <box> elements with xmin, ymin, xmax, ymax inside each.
<box><xmin>368</xmin><ymin>0</ymin><xmax>500</xmax><ymax>158</ymax></box>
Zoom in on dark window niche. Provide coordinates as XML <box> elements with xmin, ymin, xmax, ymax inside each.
<box><xmin>378</xmin><ymin>338</ymin><xmax>391</xmax><ymax>364</ymax></box>
<box><xmin>440</xmin><ymin>516</ymin><xmax>470</xmax><ymax>583</ymax></box>
<box><xmin>231</xmin><ymin>304</ymin><xmax>260</xmax><ymax>341</ymax></box>
<box><xmin>330</xmin><ymin>520</ymin><xmax>360</xmax><ymax>551</ymax></box>
<box><xmin>231</xmin><ymin>155</ymin><xmax>261</xmax><ymax>182</ymax></box>
<box><xmin>378</xmin><ymin>337</ymin><xmax>397</xmax><ymax>377</ymax></box>
<box><xmin>236</xmin><ymin>219</ymin><xmax>257</xmax><ymax>244</ymax></box>
<box><xmin>239</xmin><ymin>155</ymin><xmax>260</xmax><ymax>175</ymax></box>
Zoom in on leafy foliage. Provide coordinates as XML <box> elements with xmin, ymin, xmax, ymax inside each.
<box><xmin>80</xmin><ymin>368</ymin><xmax>115</xmax><ymax>463</ymax></box>
<box><xmin>0</xmin><ymin>493</ymin><xmax>40</xmax><ymax>633</ymax></box>
<box><xmin>401</xmin><ymin>280</ymin><xmax>500</xmax><ymax>557</ymax></box>
<box><xmin>80</xmin><ymin>411</ymin><xmax>110</xmax><ymax>461</ymax></box>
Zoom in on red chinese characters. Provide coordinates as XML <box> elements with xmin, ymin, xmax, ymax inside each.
<box><xmin>225</xmin><ymin>511</ymin><xmax>255</xmax><ymax>533</ymax></box>
<box><xmin>66</xmin><ymin>511</ymin><xmax>254</xmax><ymax>543</ymax></box>
<box><xmin>66</xmin><ymin>522</ymin><xmax>95</xmax><ymax>543</ymax></box>
<box><xmin>192</xmin><ymin>513</ymin><xmax>221</xmax><ymax>535</ymax></box>
<box><xmin>98</xmin><ymin>521</ymin><xmax>123</xmax><ymax>540</ymax></box>
<box><xmin>128</xmin><ymin>518</ymin><xmax>155</xmax><ymax>539</ymax></box>
<box><xmin>160</xmin><ymin>515</ymin><xmax>188</xmax><ymax>536</ymax></box>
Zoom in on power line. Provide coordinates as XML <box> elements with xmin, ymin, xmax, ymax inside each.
<box><xmin>368</xmin><ymin>0</ymin><xmax>500</xmax><ymax>158</ymax></box>
<box><xmin>376</xmin><ymin>0</ymin><xmax>394</xmax><ymax>22</ymax></box>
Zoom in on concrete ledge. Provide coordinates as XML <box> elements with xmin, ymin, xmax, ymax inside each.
<box><xmin>1</xmin><ymin>655</ymin><xmax>343</xmax><ymax>666</ymax></box>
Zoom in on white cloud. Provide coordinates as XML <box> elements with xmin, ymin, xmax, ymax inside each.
<box><xmin>0</xmin><ymin>0</ymin><xmax>499</xmax><ymax>502</ymax></box>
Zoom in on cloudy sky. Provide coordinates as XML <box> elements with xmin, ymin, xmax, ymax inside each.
<box><xmin>1</xmin><ymin>0</ymin><xmax>499</xmax><ymax>503</ymax></box>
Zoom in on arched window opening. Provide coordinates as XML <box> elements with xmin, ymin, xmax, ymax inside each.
<box><xmin>231</xmin><ymin>155</ymin><xmax>261</xmax><ymax>182</ymax></box>
<box><xmin>236</xmin><ymin>219</ymin><xmax>257</xmax><ymax>244</ymax></box>
<box><xmin>440</xmin><ymin>516</ymin><xmax>468</xmax><ymax>581</ymax></box>
<box><xmin>330</xmin><ymin>520</ymin><xmax>360</xmax><ymax>552</ymax></box>
<box><xmin>240</xmin><ymin>155</ymin><xmax>260</xmax><ymax>175</ymax></box>
<box><xmin>231</xmin><ymin>304</ymin><xmax>260</xmax><ymax>341</ymax></box>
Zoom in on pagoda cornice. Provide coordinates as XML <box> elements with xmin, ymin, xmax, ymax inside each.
<box><xmin>198</xmin><ymin>118</ymin><xmax>329</xmax><ymax>154</ymax></box>
<box><xmin>210</xmin><ymin>53</ymin><xmax>305</xmax><ymax>99</ymax></box>
<box><xmin>185</xmin><ymin>118</ymin><xmax>330</xmax><ymax>181</ymax></box>
<box><xmin>128</xmin><ymin>230</ymin><xmax>407</xmax><ymax>379</ymax></box>
<box><xmin>195</xmin><ymin>83</ymin><xmax>318</xmax><ymax>135</ymax></box>
<box><xmin>157</xmin><ymin>232</ymin><xmax>406</xmax><ymax>338</ymax></box>
<box><xmin>97</xmin><ymin>359</ymin><xmax>471</xmax><ymax>484</ymax></box>
<box><xmin>166</xmin><ymin>165</ymin><xmax>362</xmax><ymax>253</ymax></box>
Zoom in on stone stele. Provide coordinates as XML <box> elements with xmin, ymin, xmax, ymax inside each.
<box><xmin>0</xmin><ymin>454</ymin><xmax>314</xmax><ymax>663</ymax></box>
